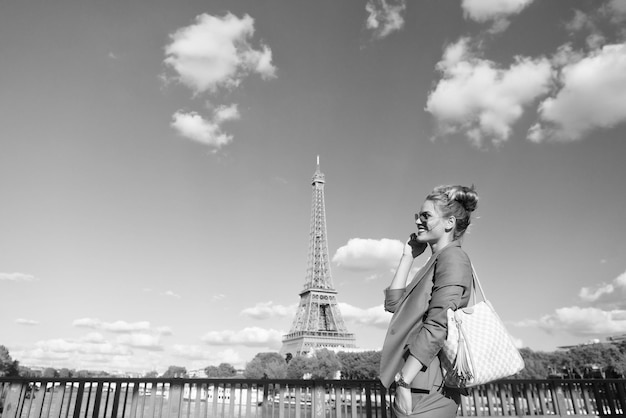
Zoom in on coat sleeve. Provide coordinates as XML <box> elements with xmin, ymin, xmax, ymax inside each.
<box><xmin>405</xmin><ymin>247</ymin><xmax>472</xmax><ymax>369</ymax></box>
<box><xmin>384</xmin><ymin>288</ymin><xmax>406</xmax><ymax>313</ymax></box>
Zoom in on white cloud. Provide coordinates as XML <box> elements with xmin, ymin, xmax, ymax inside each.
<box><xmin>241</xmin><ymin>302</ymin><xmax>296</xmax><ymax>320</ymax></box>
<box><xmin>461</xmin><ymin>0</ymin><xmax>535</xmax><ymax>23</ymax></box>
<box><xmin>116</xmin><ymin>333</ymin><xmax>164</xmax><ymax>351</ymax></box>
<box><xmin>0</xmin><ymin>272</ymin><xmax>37</xmax><ymax>281</ymax></box>
<box><xmin>534</xmin><ymin>306</ymin><xmax>626</xmax><ymax>336</ymax></box>
<box><xmin>16</xmin><ymin>318</ymin><xmax>39</xmax><ymax>325</ymax></box>
<box><xmin>171</xmin><ymin>106</ymin><xmax>240</xmax><ymax>150</ymax></box>
<box><xmin>604</xmin><ymin>0</ymin><xmax>626</xmax><ymax>22</ymax></box>
<box><xmin>565</xmin><ymin>10</ymin><xmax>594</xmax><ymax>34</ymax></box>
<box><xmin>156</xmin><ymin>326</ymin><xmax>173</xmax><ymax>336</ymax></box>
<box><xmin>164</xmin><ymin>13</ymin><xmax>276</xmax><ymax>94</ymax></box>
<box><xmin>32</xmin><ymin>338</ymin><xmax>132</xmax><ymax>356</ymax></box>
<box><xmin>579</xmin><ymin>270</ymin><xmax>626</xmax><ymax>309</ymax></box>
<box><xmin>73</xmin><ymin>318</ymin><xmax>102</xmax><ymax>328</ymax></box>
<box><xmin>510</xmin><ymin>336</ymin><xmax>524</xmax><ymax>349</ymax></box>
<box><xmin>163</xmin><ymin>290</ymin><xmax>182</xmax><ymax>299</ymax></box>
<box><xmin>365</xmin><ymin>0</ymin><xmax>407</xmax><ymax>39</ymax></box>
<box><xmin>338</xmin><ymin>303</ymin><xmax>392</xmax><ymax>329</ymax></box>
<box><xmin>426</xmin><ymin>37</ymin><xmax>552</xmax><ymax>146</ymax></box>
<box><xmin>210</xmin><ymin>294</ymin><xmax>226</xmax><ymax>302</ymax></box>
<box><xmin>172</xmin><ymin>345</ymin><xmax>242</xmax><ymax>363</ymax></box>
<box><xmin>72</xmin><ymin>318</ymin><xmax>167</xmax><ymax>336</ymax></box>
<box><xmin>81</xmin><ymin>332</ymin><xmax>106</xmax><ymax>344</ymax></box>
<box><xmin>14</xmin><ymin>340</ymin><xmax>166</xmax><ymax>373</ymax></box>
<box><xmin>528</xmin><ymin>43</ymin><xmax>626</xmax><ymax>142</ymax></box>
<box><xmin>201</xmin><ymin>327</ymin><xmax>283</xmax><ymax>348</ymax></box>
<box><xmin>103</xmin><ymin>321</ymin><xmax>151</xmax><ymax>333</ymax></box>
<box><xmin>333</xmin><ymin>238</ymin><xmax>404</xmax><ymax>271</ymax></box>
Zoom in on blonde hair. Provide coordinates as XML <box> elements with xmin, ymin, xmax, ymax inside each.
<box><xmin>426</xmin><ymin>185</ymin><xmax>479</xmax><ymax>241</ymax></box>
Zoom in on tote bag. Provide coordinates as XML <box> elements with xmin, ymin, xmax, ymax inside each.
<box><xmin>440</xmin><ymin>266</ymin><xmax>524</xmax><ymax>388</ymax></box>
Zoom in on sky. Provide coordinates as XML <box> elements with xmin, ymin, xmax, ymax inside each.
<box><xmin>1</xmin><ymin>0</ymin><xmax>626</xmax><ymax>375</ymax></box>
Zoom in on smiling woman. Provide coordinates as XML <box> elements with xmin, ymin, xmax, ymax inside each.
<box><xmin>379</xmin><ymin>185</ymin><xmax>478</xmax><ymax>417</ymax></box>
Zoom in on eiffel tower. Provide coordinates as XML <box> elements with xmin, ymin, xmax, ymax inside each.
<box><xmin>280</xmin><ymin>157</ymin><xmax>356</xmax><ymax>357</ymax></box>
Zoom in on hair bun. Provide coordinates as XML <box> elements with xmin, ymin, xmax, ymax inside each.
<box><xmin>449</xmin><ymin>185</ymin><xmax>479</xmax><ymax>213</ymax></box>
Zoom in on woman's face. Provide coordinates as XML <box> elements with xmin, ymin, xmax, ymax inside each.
<box><xmin>414</xmin><ymin>200</ymin><xmax>447</xmax><ymax>244</ymax></box>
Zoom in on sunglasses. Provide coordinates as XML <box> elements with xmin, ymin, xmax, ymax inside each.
<box><xmin>415</xmin><ymin>212</ymin><xmax>439</xmax><ymax>223</ymax></box>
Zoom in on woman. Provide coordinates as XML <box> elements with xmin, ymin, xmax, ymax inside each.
<box><xmin>380</xmin><ymin>185</ymin><xmax>478</xmax><ymax>417</ymax></box>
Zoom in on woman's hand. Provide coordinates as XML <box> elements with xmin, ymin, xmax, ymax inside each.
<box><xmin>404</xmin><ymin>233</ymin><xmax>427</xmax><ymax>259</ymax></box>
<box><xmin>395</xmin><ymin>386</ymin><xmax>412</xmax><ymax>414</ymax></box>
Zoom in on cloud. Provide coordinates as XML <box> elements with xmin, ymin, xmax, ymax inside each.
<box><xmin>515</xmin><ymin>270</ymin><xmax>626</xmax><ymax>339</ymax></box>
<box><xmin>333</xmin><ymin>238</ymin><xmax>404</xmax><ymax>271</ymax></box>
<box><xmin>533</xmin><ymin>307</ymin><xmax>626</xmax><ymax>336</ymax></box>
<box><xmin>528</xmin><ymin>43</ymin><xmax>626</xmax><ymax>142</ymax></box>
<box><xmin>426</xmin><ymin>37</ymin><xmax>553</xmax><ymax>146</ymax></box>
<box><xmin>461</xmin><ymin>0</ymin><xmax>535</xmax><ymax>32</ymax></box>
<box><xmin>163</xmin><ymin>290</ymin><xmax>182</xmax><ymax>299</ymax></box>
<box><xmin>365</xmin><ymin>0</ymin><xmax>407</xmax><ymax>39</ymax></box>
<box><xmin>115</xmin><ymin>333</ymin><xmax>164</xmax><ymax>351</ymax></box>
<box><xmin>164</xmin><ymin>13</ymin><xmax>276</xmax><ymax>95</ymax></box>
<box><xmin>170</xmin><ymin>106</ymin><xmax>240</xmax><ymax>150</ymax></box>
<box><xmin>73</xmin><ymin>318</ymin><xmax>102</xmax><ymax>328</ymax></box>
<box><xmin>603</xmin><ymin>0</ymin><xmax>626</xmax><ymax>23</ymax></box>
<box><xmin>73</xmin><ymin>318</ymin><xmax>163</xmax><ymax>334</ymax></box>
<box><xmin>201</xmin><ymin>327</ymin><xmax>283</xmax><ymax>348</ymax></box>
<box><xmin>172</xmin><ymin>345</ymin><xmax>242</xmax><ymax>363</ymax></box>
<box><xmin>241</xmin><ymin>302</ymin><xmax>296</xmax><ymax>320</ymax></box>
<box><xmin>338</xmin><ymin>303</ymin><xmax>392</xmax><ymax>329</ymax></box>
<box><xmin>579</xmin><ymin>270</ymin><xmax>626</xmax><ymax>309</ymax></box>
<box><xmin>16</xmin><ymin>319</ymin><xmax>39</xmax><ymax>326</ymax></box>
<box><xmin>33</xmin><ymin>338</ymin><xmax>132</xmax><ymax>356</ymax></box>
<box><xmin>0</xmin><ymin>272</ymin><xmax>37</xmax><ymax>281</ymax></box>
<box><xmin>156</xmin><ymin>326</ymin><xmax>173</xmax><ymax>336</ymax></box>
<box><xmin>565</xmin><ymin>10</ymin><xmax>594</xmax><ymax>34</ymax></box>
<box><xmin>13</xmin><ymin>335</ymin><xmax>169</xmax><ymax>372</ymax></box>
<box><xmin>510</xmin><ymin>336</ymin><xmax>524</xmax><ymax>349</ymax></box>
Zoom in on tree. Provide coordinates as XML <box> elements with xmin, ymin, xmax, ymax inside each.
<box><xmin>205</xmin><ymin>363</ymin><xmax>237</xmax><ymax>378</ymax></box>
<box><xmin>58</xmin><ymin>368</ymin><xmax>73</xmax><ymax>378</ymax></box>
<box><xmin>43</xmin><ymin>367</ymin><xmax>58</xmax><ymax>378</ymax></box>
<box><xmin>244</xmin><ymin>352</ymin><xmax>287</xmax><ymax>379</ymax></box>
<box><xmin>286</xmin><ymin>355</ymin><xmax>314</xmax><ymax>379</ymax></box>
<box><xmin>18</xmin><ymin>366</ymin><xmax>39</xmax><ymax>377</ymax></box>
<box><xmin>204</xmin><ymin>366</ymin><xmax>219</xmax><ymax>378</ymax></box>
<box><xmin>217</xmin><ymin>363</ymin><xmax>237</xmax><ymax>377</ymax></box>
<box><xmin>162</xmin><ymin>366</ymin><xmax>187</xmax><ymax>378</ymax></box>
<box><xmin>309</xmin><ymin>349</ymin><xmax>342</xmax><ymax>379</ymax></box>
<box><xmin>144</xmin><ymin>371</ymin><xmax>159</xmax><ymax>378</ymax></box>
<box><xmin>0</xmin><ymin>345</ymin><xmax>20</xmax><ymax>377</ymax></box>
<box><xmin>337</xmin><ymin>351</ymin><xmax>381</xmax><ymax>380</ymax></box>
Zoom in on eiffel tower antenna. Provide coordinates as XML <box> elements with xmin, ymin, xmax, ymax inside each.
<box><xmin>280</xmin><ymin>157</ymin><xmax>356</xmax><ymax>357</ymax></box>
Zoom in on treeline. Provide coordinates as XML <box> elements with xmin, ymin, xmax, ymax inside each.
<box><xmin>2</xmin><ymin>342</ymin><xmax>626</xmax><ymax>380</ymax></box>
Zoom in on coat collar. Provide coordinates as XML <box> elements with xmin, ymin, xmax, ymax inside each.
<box><xmin>400</xmin><ymin>240</ymin><xmax>462</xmax><ymax>304</ymax></box>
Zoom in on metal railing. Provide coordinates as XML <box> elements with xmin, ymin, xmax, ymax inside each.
<box><xmin>1</xmin><ymin>377</ymin><xmax>625</xmax><ymax>417</ymax></box>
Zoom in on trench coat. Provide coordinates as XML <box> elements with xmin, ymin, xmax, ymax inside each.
<box><xmin>380</xmin><ymin>240</ymin><xmax>473</xmax><ymax>391</ymax></box>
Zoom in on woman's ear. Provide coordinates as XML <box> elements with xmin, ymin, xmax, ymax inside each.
<box><xmin>445</xmin><ymin>216</ymin><xmax>456</xmax><ymax>233</ymax></box>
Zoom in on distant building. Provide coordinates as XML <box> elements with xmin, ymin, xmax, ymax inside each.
<box><xmin>280</xmin><ymin>158</ymin><xmax>356</xmax><ymax>357</ymax></box>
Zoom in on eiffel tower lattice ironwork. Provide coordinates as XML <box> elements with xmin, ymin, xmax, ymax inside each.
<box><xmin>280</xmin><ymin>157</ymin><xmax>356</xmax><ymax>357</ymax></box>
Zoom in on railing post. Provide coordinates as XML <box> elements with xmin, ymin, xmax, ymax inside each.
<box><xmin>169</xmin><ymin>380</ymin><xmax>184</xmax><ymax>417</ymax></box>
<box><xmin>1</xmin><ymin>382</ymin><xmax>24</xmax><ymax>418</ymax></box>
<box><xmin>313</xmin><ymin>380</ymin><xmax>325</xmax><ymax>418</ymax></box>
<box><xmin>552</xmin><ymin>380</ymin><xmax>568</xmax><ymax>417</ymax></box>
<box><xmin>261</xmin><ymin>381</ymin><xmax>270</xmax><ymax>418</ymax></box>
<box><xmin>380</xmin><ymin>384</ymin><xmax>388</xmax><ymax>418</ymax></box>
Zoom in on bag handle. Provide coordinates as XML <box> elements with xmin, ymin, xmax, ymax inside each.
<box><xmin>470</xmin><ymin>263</ymin><xmax>487</xmax><ymax>304</ymax></box>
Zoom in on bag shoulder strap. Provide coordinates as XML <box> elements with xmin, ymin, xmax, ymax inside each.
<box><xmin>470</xmin><ymin>263</ymin><xmax>488</xmax><ymax>303</ymax></box>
